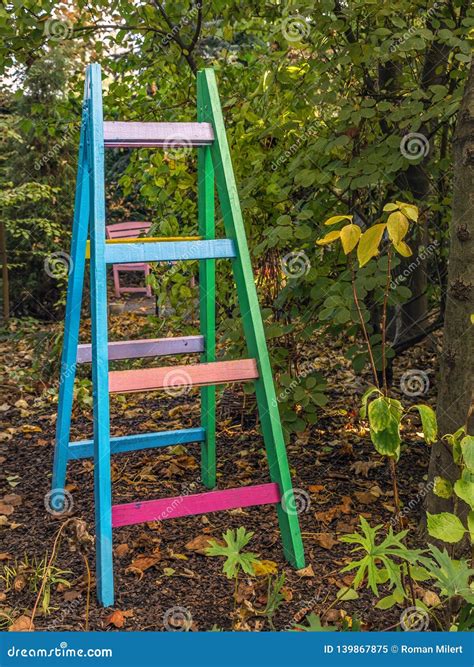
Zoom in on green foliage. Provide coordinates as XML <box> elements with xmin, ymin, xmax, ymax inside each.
<box><xmin>340</xmin><ymin>516</ymin><xmax>423</xmax><ymax>599</ymax></box>
<box><xmin>206</xmin><ymin>527</ymin><xmax>261</xmax><ymax>580</ymax></box>
<box><xmin>428</xmin><ymin>426</ymin><xmax>474</xmax><ymax>547</ymax></box>
<box><xmin>293</xmin><ymin>612</ymin><xmax>337</xmax><ymax>632</ymax></box>
<box><xmin>420</xmin><ymin>545</ymin><xmax>474</xmax><ymax>605</ymax></box>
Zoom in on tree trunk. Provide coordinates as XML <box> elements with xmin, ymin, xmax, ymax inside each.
<box><xmin>427</xmin><ymin>59</ymin><xmax>474</xmax><ymax>516</ymax></box>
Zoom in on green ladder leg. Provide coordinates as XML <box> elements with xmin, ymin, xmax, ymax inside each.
<box><xmin>199</xmin><ymin>69</ymin><xmax>305</xmax><ymax>568</ymax></box>
<box><xmin>197</xmin><ymin>126</ymin><xmax>216</xmax><ymax>488</ymax></box>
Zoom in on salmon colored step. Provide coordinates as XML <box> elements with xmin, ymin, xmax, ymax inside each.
<box><xmin>108</xmin><ymin>359</ymin><xmax>259</xmax><ymax>394</ymax></box>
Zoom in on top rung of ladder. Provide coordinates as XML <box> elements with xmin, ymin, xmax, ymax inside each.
<box><xmin>103</xmin><ymin>121</ymin><xmax>214</xmax><ymax>148</ymax></box>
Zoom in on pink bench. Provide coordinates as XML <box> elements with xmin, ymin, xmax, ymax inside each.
<box><xmin>106</xmin><ymin>221</ymin><xmax>152</xmax><ymax>298</ymax></box>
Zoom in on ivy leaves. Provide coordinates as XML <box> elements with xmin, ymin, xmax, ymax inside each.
<box><xmin>317</xmin><ymin>201</ymin><xmax>417</xmax><ymax>267</ymax></box>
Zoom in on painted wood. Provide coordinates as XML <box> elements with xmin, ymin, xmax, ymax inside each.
<box><xmin>109</xmin><ymin>359</ymin><xmax>259</xmax><ymax>394</ymax></box>
<box><xmin>85</xmin><ymin>236</ymin><xmax>203</xmax><ymax>259</ymax></box>
<box><xmin>88</xmin><ymin>64</ymin><xmax>114</xmax><ymax>607</ymax></box>
<box><xmin>106</xmin><ymin>221</ymin><xmax>152</xmax><ymax>297</ymax></box>
<box><xmin>200</xmin><ymin>69</ymin><xmax>305</xmax><ymax>569</ymax></box>
<box><xmin>104</xmin><ymin>238</ymin><xmax>236</xmax><ymax>264</ymax></box>
<box><xmin>52</xmin><ymin>88</ymin><xmax>91</xmax><ymax>507</ymax></box>
<box><xmin>106</xmin><ymin>221</ymin><xmax>151</xmax><ymax>237</ymax></box>
<box><xmin>111</xmin><ymin>482</ymin><xmax>281</xmax><ymax>527</ymax></box>
<box><xmin>68</xmin><ymin>427</ymin><xmax>205</xmax><ymax>460</ymax></box>
<box><xmin>77</xmin><ymin>335</ymin><xmax>204</xmax><ymax>364</ymax></box>
<box><xmin>197</xmin><ymin>74</ymin><xmax>217</xmax><ymax>490</ymax></box>
<box><xmin>103</xmin><ymin>121</ymin><xmax>214</xmax><ymax>148</ymax></box>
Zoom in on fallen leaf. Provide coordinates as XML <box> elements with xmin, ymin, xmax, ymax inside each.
<box><xmin>125</xmin><ymin>556</ymin><xmax>159</xmax><ymax>579</ymax></box>
<box><xmin>0</xmin><ymin>504</ymin><xmax>14</xmax><ymax>516</ymax></box>
<box><xmin>105</xmin><ymin>610</ymin><xmax>126</xmax><ymax>628</ymax></box>
<box><xmin>13</xmin><ymin>575</ymin><xmax>27</xmax><ymax>592</ymax></box>
<box><xmin>0</xmin><ymin>553</ymin><xmax>12</xmax><ymax>560</ymax></box>
<box><xmin>252</xmin><ymin>560</ymin><xmax>278</xmax><ymax>576</ymax></box>
<box><xmin>354</xmin><ymin>491</ymin><xmax>379</xmax><ymax>505</ymax></box>
<box><xmin>0</xmin><ymin>592</ymin><xmax>6</xmax><ymax>601</ymax></box>
<box><xmin>15</xmin><ymin>399</ymin><xmax>28</xmax><ymax>409</ymax></box>
<box><xmin>21</xmin><ymin>425</ymin><xmax>42</xmax><ymax>433</ymax></box>
<box><xmin>0</xmin><ymin>516</ymin><xmax>9</xmax><ymax>527</ymax></box>
<box><xmin>315</xmin><ymin>533</ymin><xmax>337</xmax><ymax>550</ymax></box>
<box><xmin>163</xmin><ymin>567</ymin><xmax>175</xmax><ymax>576</ymax></box>
<box><xmin>297</xmin><ymin>564</ymin><xmax>315</xmax><ymax>578</ymax></box>
<box><xmin>8</xmin><ymin>615</ymin><xmax>34</xmax><ymax>632</ymax></box>
<box><xmin>185</xmin><ymin>535</ymin><xmax>224</xmax><ymax>555</ymax></box>
<box><xmin>423</xmin><ymin>590</ymin><xmax>441</xmax><ymax>607</ymax></box>
<box><xmin>308</xmin><ymin>485</ymin><xmax>325</xmax><ymax>493</ymax></box>
<box><xmin>2</xmin><ymin>494</ymin><xmax>22</xmax><ymax>507</ymax></box>
<box><xmin>115</xmin><ymin>544</ymin><xmax>130</xmax><ymax>558</ymax></box>
<box><xmin>350</xmin><ymin>461</ymin><xmax>383</xmax><ymax>477</ymax></box>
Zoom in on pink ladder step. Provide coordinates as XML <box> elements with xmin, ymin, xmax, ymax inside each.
<box><xmin>112</xmin><ymin>482</ymin><xmax>281</xmax><ymax>527</ymax></box>
<box><xmin>77</xmin><ymin>335</ymin><xmax>204</xmax><ymax>364</ymax></box>
<box><xmin>108</xmin><ymin>359</ymin><xmax>259</xmax><ymax>394</ymax></box>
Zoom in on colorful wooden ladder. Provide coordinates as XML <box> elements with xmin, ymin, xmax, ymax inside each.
<box><xmin>52</xmin><ymin>64</ymin><xmax>305</xmax><ymax>607</ymax></box>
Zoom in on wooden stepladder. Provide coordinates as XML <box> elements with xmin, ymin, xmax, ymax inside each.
<box><xmin>52</xmin><ymin>64</ymin><xmax>304</xmax><ymax>607</ymax></box>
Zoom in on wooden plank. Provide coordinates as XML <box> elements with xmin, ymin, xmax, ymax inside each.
<box><xmin>68</xmin><ymin>427</ymin><xmax>205</xmax><ymax>460</ymax></box>
<box><xmin>197</xmin><ymin>76</ymin><xmax>217</xmax><ymax>489</ymax></box>
<box><xmin>104</xmin><ymin>238</ymin><xmax>236</xmax><ymax>264</ymax></box>
<box><xmin>52</xmin><ymin>85</ymin><xmax>91</xmax><ymax>508</ymax></box>
<box><xmin>77</xmin><ymin>335</ymin><xmax>204</xmax><ymax>364</ymax></box>
<box><xmin>109</xmin><ymin>359</ymin><xmax>259</xmax><ymax>394</ymax></box>
<box><xmin>103</xmin><ymin>121</ymin><xmax>214</xmax><ymax>148</ymax></box>
<box><xmin>88</xmin><ymin>64</ymin><xmax>114</xmax><ymax>607</ymax></box>
<box><xmin>106</xmin><ymin>221</ymin><xmax>151</xmax><ymax>237</ymax></box>
<box><xmin>112</xmin><ymin>482</ymin><xmax>281</xmax><ymax>527</ymax></box>
<box><xmin>85</xmin><ymin>237</ymin><xmax>203</xmax><ymax>259</ymax></box>
<box><xmin>200</xmin><ymin>69</ymin><xmax>305</xmax><ymax>569</ymax></box>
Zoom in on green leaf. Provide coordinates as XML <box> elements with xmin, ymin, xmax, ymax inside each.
<box><xmin>375</xmin><ymin>594</ymin><xmax>398</xmax><ymax>609</ymax></box>
<box><xmin>454</xmin><ymin>479</ymin><xmax>474</xmax><ymax>511</ymax></box>
<box><xmin>368</xmin><ymin>396</ymin><xmax>392</xmax><ymax>431</ymax></box>
<box><xmin>206</xmin><ymin>527</ymin><xmax>260</xmax><ymax>579</ymax></box>
<box><xmin>360</xmin><ymin>386</ymin><xmax>381</xmax><ymax>419</ymax></box>
<box><xmin>412</xmin><ymin>405</ymin><xmax>438</xmax><ymax>444</ymax></box>
<box><xmin>336</xmin><ymin>586</ymin><xmax>359</xmax><ymax>601</ymax></box>
<box><xmin>461</xmin><ymin>436</ymin><xmax>474</xmax><ymax>472</ymax></box>
<box><xmin>357</xmin><ymin>224</ymin><xmax>386</xmax><ymax>267</ymax></box>
<box><xmin>433</xmin><ymin>476</ymin><xmax>453</xmax><ymax>499</ymax></box>
<box><xmin>386</xmin><ymin>211</ymin><xmax>409</xmax><ymax>245</ymax></box>
<box><xmin>427</xmin><ymin>512</ymin><xmax>466</xmax><ymax>544</ymax></box>
<box><xmin>467</xmin><ymin>511</ymin><xmax>474</xmax><ymax>542</ymax></box>
<box><xmin>383</xmin><ymin>203</ymin><xmax>399</xmax><ymax>212</ymax></box>
<box><xmin>293</xmin><ymin>612</ymin><xmax>337</xmax><ymax>632</ymax></box>
<box><xmin>323</xmin><ymin>214</ymin><xmax>353</xmax><ymax>226</ymax></box>
<box><xmin>339</xmin><ymin>224</ymin><xmax>361</xmax><ymax>254</ymax></box>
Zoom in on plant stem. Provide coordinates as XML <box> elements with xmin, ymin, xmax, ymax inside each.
<box><xmin>381</xmin><ymin>248</ymin><xmax>392</xmax><ymax>395</ymax></box>
<box><xmin>351</xmin><ymin>269</ymin><xmax>380</xmax><ymax>388</ymax></box>
<box><xmin>389</xmin><ymin>458</ymin><xmax>416</xmax><ymax>606</ymax></box>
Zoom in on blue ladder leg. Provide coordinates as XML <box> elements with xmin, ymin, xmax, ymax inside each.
<box><xmin>88</xmin><ymin>64</ymin><xmax>114</xmax><ymax>606</ymax></box>
<box><xmin>51</xmin><ymin>100</ymin><xmax>90</xmax><ymax>512</ymax></box>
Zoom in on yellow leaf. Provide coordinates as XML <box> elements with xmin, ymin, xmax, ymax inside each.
<box><xmin>340</xmin><ymin>224</ymin><xmax>361</xmax><ymax>254</ymax></box>
<box><xmin>387</xmin><ymin>211</ymin><xmax>409</xmax><ymax>244</ymax></box>
<box><xmin>394</xmin><ymin>240</ymin><xmax>413</xmax><ymax>257</ymax></box>
<box><xmin>383</xmin><ymin>203</ymin><xmax>399</xmax><ymax>212</ymax></box>
<box><xmin>323</xmin><ymin>215</ymin><xmax>353</xmax><ymax>226</ymax></box>
<box><xmin>395</xmin><ymin>201</ymin><xmax>419</xmax><ymax>222</ymax></box>
<box><xmin>357</xmin><ymin>224</ymin><xmax>386</xmax><ymax>267</ymax></box>
<box><xmin>252</xmin><ymin>559</ymin><xmax>279</xmax><ymax>576</ymax></box>
<box><xmin>316</xmin><ymin>230</ymin><xmax>341</xmax><ymax>246</ymax></box>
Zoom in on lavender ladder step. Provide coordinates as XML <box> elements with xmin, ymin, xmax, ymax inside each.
<box><xmin>109</xmin><ymin>359</ymin><xmax>259</xmax><ymax>394</ymax></box>
<box><xmin>77</xmin><ymin>335</ymin><xmax>204</xmax><ymax>364</ymax></box>
<box><xmin>112</xmin><ymin>482</ymin><xmax>281</xmax><ymax>527</ymax></box>
<box><xmin>104</xmin><ymin>122</ymin><xmax>214</xmax><ymax>148</ymax></box>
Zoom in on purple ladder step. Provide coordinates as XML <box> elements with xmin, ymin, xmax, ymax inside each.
<box><xmin>76</xmin><ymin>335</ymin><xmax>204</xmax><ymax>364</ymax></box>
<box><xmin>103</xmin><ymin>121</ymin><xmax>214</xmax><ymax>148</ymax></box>
<box><xmin>112</xmin><ymin>482</ymin><xmax>281</xmax><ymax>527</ymax></box>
